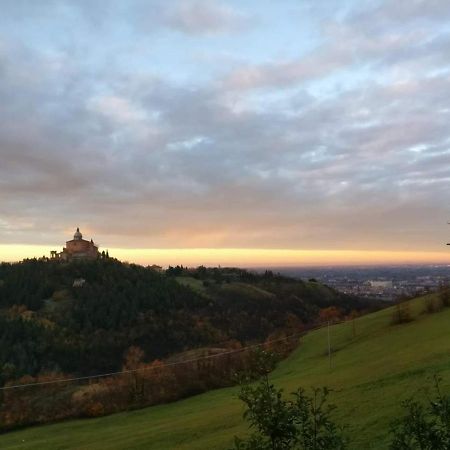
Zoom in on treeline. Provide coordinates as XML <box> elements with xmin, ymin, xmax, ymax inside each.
<box><xmin>391</xmin><ymin>286</ymin><xmax>450</xmax><ymax>325</ymax></box>
<box><xmin>0</xmin><ymin>259</ymin><xmax>378</xmax><ymax>384</ymax></box>
<box><xmin>0</xmin><ymin>259</ymin><xmax>215</xmax><ymax>379</ymax></box>
<box><xmin>0</xmin><ymin>333</ymin><xmax>298</xmax><ymax>431</ymax></box>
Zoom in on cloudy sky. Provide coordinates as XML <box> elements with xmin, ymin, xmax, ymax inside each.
<box><xmin>1</xmin><ymin>0</ymin><xmax>450</xmax><ymax>266</ymax></box>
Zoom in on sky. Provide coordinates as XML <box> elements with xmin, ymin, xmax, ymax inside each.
<box><xmin>1</xmin><ymin>0</ymin><xmax>450</xmax><ymax>266</ymax></box>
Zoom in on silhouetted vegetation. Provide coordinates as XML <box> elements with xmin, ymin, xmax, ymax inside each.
<box><xmin>232</xmin><ymin>351</ymin><xmax>347</xmax><ymax>449</ymax></box>
<box><xmin>439</xmin><ymin>285</ymin><xmax>450</xmax><ymax>308</ymax></box>
<box><xmin>424</xmin><ymin>296</ymin><xmax>443</xmax><ymax>314</ymax></box>
<box><xmin>391</xmin><ymin>297</ymin><xmax>413</xmax><ymax>325</ymax></box>
<box><xmin>390</xmin><ymin>377</ymin><xmax>450</xmax><ymax>450</ymax></box>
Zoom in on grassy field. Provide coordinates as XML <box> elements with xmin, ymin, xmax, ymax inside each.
<box><xmin>174</xmin><ymin>276</ymin><xmax>208</xmax><ymax>293</ymax></box>
<box><xmin>174</xmin><ymin>276</ymin><xmax>277</xmax><ymax>299</ymax></box>
<box><xmin>2</xmin><ymin>293</ymin><xmax>450</xmax><ymax>449</ymax></box>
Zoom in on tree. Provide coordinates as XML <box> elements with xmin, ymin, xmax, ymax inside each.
<box><xmin>391</xmin><ymin>297</ymin><xmax>413</xmax><ymax>325</ymax></box>
<box><xmin>347</xmin><ymin>310</ymin><xmax>359</xmax><ymax>338</ymax></box>
<box><xmin>122</xmin><ymin>346</ymin><xmax>145</xmax><ymax>405</ymax></box>
<box><xmin>390</xmin><ymin>377</ymin><xmax>450</xmax><ymax>450</ymax></box>
<box><xmin>424</xmin><ymin>296</ymin><xmax>443</xmax><ymax>314</ymax></box>
<box><xmin>232</xmin><ymin>351</ymin><xmax>347</xmax><ymax>450</ymax></box>
<box><xmin>439</xmin><ymin>286</ymin><xmax>450</xmax><ymax>308</ymax></box>
<box><xmin>318</xmin><ymin>307</ymin><xmax>341</xmax><ymax>324</ymax></box>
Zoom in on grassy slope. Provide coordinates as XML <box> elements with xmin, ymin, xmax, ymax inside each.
<box><xmin>174</xmin><ymin>277</ymin><xmax>277</xmax><ymax>299</ymax></box>
<box><xmin>2</xmin><ymin>294</ymin><xmax>450</xmax><ymax>450</ymax></box>
<box><xmin>174</xmin><ymin>276</ymin><xmax>208</xmax><ymax>293</ymax></box>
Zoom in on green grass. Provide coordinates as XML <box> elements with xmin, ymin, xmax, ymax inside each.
<box><xmin>174</xmin><ymin>276</ymin><xmax>207</xmax><ymax>293</ymax></box>
<box><xmin>2</xmin><ymin>294</ymin><xmax>450</xmax><ymax>449</ymax></box>
<box><xmin>215</xmin><ymin>282</ymin><xmax>275</xmax><ymax>299</ymax></box>
<box><xmin>174</xmin><ymin>277</ymin><xmax>275</xmax><ymax>300</ymax></box>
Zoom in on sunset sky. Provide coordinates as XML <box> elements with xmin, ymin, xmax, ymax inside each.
<box><xmin>1</xmin><ymin>0</ymin><xmax>450</xmax><ymax>266</ymax></box>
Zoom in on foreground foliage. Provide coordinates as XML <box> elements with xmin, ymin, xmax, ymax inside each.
<box><xmin>390</xmin><ymin>377</ymin><xmax>450</xmax><ymax>450</ymax></box>
<box><xmin>232</xmin><ymin>352</ymin><xmax>347</xmax><ymax>450</ymax></box>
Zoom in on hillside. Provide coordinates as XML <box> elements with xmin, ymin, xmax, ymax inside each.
<box><xmin>1</xmin><ymin>293</ymin><xmax>449</xmax><ymax>449</ymax></box>
<box><xmin>0</xmin><ymin>260</ymin><xmax>367</xmax><ymax>380</ymax></box>
<box><xmin>0</xmin><ymin>259</ymin><xmax>376</xmax><ymax>430</ymax></box>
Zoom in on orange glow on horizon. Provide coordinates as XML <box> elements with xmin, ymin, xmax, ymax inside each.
<box><xmin>1</xmin><ymin>245</ymin><xmax>449</xmax><ymax>267</ymax></box>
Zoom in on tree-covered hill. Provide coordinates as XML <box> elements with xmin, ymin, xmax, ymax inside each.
<box><xmin>0</xmin><ymin>259</ymin><xmax>376</xmax><ymax>384</ymax></box>
<box><xmin>1</xmin><ymin>291</ymin><xmax>449</xmax><ymax>449</ymax></box>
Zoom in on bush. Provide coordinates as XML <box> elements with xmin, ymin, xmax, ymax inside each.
<box><xmin>439</xmin><ymin>288</ymin><xmax>450</xmax><ymax>308</ymax></box>
<box><xmin>85</xmin><ymin>401</ymin><xmax>105</xmax><ymax>417</ymax></box>
<box><xmin>232</xmin><ymin>352</ymin><xmax>347</xmax><ymax>450</ymax></box>
<box><xmin>391</xmin><ymin>301</ymin><xmax>413</xmax><ymax>325</ymax></box>
<box><xmin>424</xmin><ymin>297</ymin><xmax>443</xmax><ymax>314</ymax></box>
<box><xmin>390</xmin><ymin>377</ymin><xmax>450</xmax><ymax>450</ymax></box>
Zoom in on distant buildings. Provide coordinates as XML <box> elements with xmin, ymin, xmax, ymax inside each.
<box><xmin>321</xmin><ymin>276</ymin><xmax>445</xmax><ymax>301</ymax></box>
<box><xmin>51</xmin><ymin>228</ymin><xmax>100</xmax><ymax>261</ymax></box>
<box><xmin>368</xmin><ymin>280</ymin><xmax>393</xmax><ymax>289</ymax></box>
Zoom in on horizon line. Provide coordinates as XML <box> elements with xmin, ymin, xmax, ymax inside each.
<box><xmin>1</xmin><ymin>245</ymin><xmax>449</xmax><ymax>267</ymax></box>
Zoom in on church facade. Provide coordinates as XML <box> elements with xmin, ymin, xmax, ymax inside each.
<box><xmin>51</xmin><ymin>228</ymin><xmax>99</xmax><ymax>261</ymax></box>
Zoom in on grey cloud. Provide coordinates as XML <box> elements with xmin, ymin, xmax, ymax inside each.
<box><xmin>162</xmin><ymin>0</ymin><xmax>250</xmax><ymax>35</ymax></box>
<box><xmin>0</xmin><ymin>1</ymin><xmax>449</xmax><ymax>253</ymax></box>
<box><xmin>224</xmin><ymin>0</ymin><xmax>450</xmax><ymax>91</ymax></box>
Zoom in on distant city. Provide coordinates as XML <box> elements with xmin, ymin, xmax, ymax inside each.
<box><xmin>273</xmin><ymin>265</ymin><xmax>450</xmax><ymax>302</ymax></box>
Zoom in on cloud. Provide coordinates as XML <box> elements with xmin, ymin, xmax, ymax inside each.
<box><xmin>0</xmin><ymin>0</ymin><xmax>449</xmax><ymax>256</ymax></box>
<box><xmin>162</xmin><ymin>0</ymin><xmax>250</xmax><ymax>35</ymax></box>
<box><xmin>224</xmin><ymin>0</ymin><xmax>450</xmax><ymax>91</ymax></box>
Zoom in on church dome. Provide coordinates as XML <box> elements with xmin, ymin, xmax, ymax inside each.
<box><xmin>74</xmin><ymin>227</ymin><xmax>82</xmax><ymax>240</ymax></box>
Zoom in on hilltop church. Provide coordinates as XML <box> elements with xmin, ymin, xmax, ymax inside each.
<box><xmin>51</xmin><ymin>228</ymin><xmax>100</xmax><ymax>261</ymax></box>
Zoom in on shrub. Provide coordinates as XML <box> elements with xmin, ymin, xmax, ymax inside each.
<box><xmin>85</xmin><ymin>401</ymin><xmax>105</xmax><ymax>417</ymax></box>
<box><xmin>232</xmin><ymin>352</ymin><xmax>347</xmax><ymax>450</ymax></box>
<box><xmin>391</xmin><ymin>301</ymin><xmax>413</xmax><ymax>325</ymax></box>
<box><xmin>319</xmin><ymin>307</ymin><xmax>342</xmax><ymax>324</ymax></box>
<box><xmin>424</xmin><ymin>297</ymin><xmax>443</xmax><ymax>314</ymax></box>
<box><xmin>390</xmin><ymin>377</ymin><xmax>450</xmax><ymax>450</ymax></box>
<box><xmin>439</xmin><ymin>288</ymin><xmax>450</xmax><ymax>308</ymax></box>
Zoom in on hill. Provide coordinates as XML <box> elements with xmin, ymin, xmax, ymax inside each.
<box><xmin>0</xmin><ymin>259</ymin><xmax>367</xmax><ymax>379</ymax></box>
<box><xmin>0</xmin><ymin>259</ymin><xmax>375</xmax><ymax>430</ymax></box>
<box><xmin>1</xmin><ymin>292</ymin><xmax>449</xmax><ymax>449</ymax></box>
